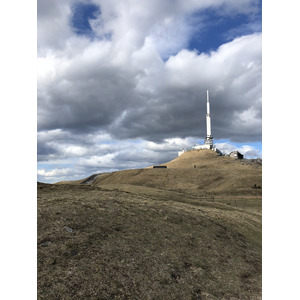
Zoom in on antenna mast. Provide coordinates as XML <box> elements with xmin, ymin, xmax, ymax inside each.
<box><xmin>204</xmin><ymin>90</ymin><xmax>213</xmax><ymax>147</ymax></box>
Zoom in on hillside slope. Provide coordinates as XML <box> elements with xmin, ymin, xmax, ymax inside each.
<box><xmin>38</xmin><ymin>182</ymin><xmax>262</xmax><ymax>299</ymax></box>
<box><xmin>41</xmin><ymin>150</ymin><xmax>262</xmax><ymax>298</ymax></box>
<box><xmin>85</xmin><ymin>150</ymin><xmax>262</xmax><ymax>198</ymax></box>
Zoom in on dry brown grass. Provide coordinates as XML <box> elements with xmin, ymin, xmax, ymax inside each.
<box><xmin>39</xmin><ymin>150</ymin><xmax>262</xmax><ymax>299</ymax></box>
<box><xmin>38</xmin><ymin>183</ymin><xmax>261</xmax><ymax>299</ymax></box>
<box><xmin>88</xmin><ymin>150</ymin><xmax>262</xmax><ymax>200</ymax></box>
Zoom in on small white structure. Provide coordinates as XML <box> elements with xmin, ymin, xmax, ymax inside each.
<box><xmin>229</xmin><ymin>151</ymin><xmax>244</xmax><ymax>159</ymax></box>
<box><xmin>178</xmin><ymin>90</ymin><xmax>221</xmax><ymax>156</ymax></box>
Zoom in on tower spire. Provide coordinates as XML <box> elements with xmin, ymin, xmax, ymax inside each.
<box><xmin>204</xmin><ymin>90</ymin><xmax>213</xmax><ymax>147</ymax></box>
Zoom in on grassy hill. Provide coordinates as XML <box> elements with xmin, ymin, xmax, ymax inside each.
<box><xmin>38</xmin><ymin>150</ymin><xmax>262</xmax><ymax>299</ymax></box>
<box><xmin>76</xmin><ymin>149</ymin><xmax>262</xmax><ymax>202</ymax></box>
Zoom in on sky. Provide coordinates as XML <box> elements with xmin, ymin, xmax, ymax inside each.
<box><xmin>37</xmin><ymin>0</ymin><xmax>262</xmax><ymax>183</ymax></box>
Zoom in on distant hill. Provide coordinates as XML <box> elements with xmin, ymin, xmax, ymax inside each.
<box><xmin>61</xmin><ymin>149</ymin><xmax>262</xmax><ymax>199</ymax></box>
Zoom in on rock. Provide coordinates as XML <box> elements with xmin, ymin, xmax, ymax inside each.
<box><xmin>40</xmin><ymin>241</ymin><xmax>51</xmax><ymax>247</ymax></box>
<box><xmin>63</xmin><ymin>226</ymin><xmax>74</xmax><ymax>233</ymax></box>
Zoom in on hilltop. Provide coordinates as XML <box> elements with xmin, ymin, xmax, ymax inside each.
<box><xmin>38</xmin><ymin>150</ymin><xmax>262</xmax><ymax>299</ymax></box>
<box><xmin>63</xmin><ymin>149</ymin><xmax>262</xmax><ymax>200</ymax></box>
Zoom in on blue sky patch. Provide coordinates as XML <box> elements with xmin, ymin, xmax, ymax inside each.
<box><xmin>215</xmin><ymin>139</ymin><xmax>262</xmax><ymax>152</ymax></box>
<box><xmin>187</xmin><ymin>4</ymin><xmax>262</xmax><ymax>53</ymax></box>
<box><xmin>37</xmin><ymin>163</ymin><xmax>75</xmax><ymax>170</ymax></box>
<box><xmin>70</xmin><ymin>2</ymin><xmax>101</xmax><ymax>37</ymax></box>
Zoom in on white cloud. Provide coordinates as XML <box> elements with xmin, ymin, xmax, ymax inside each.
<box><xmin>37</xmin><ymin>167</ymin><xmax>85</xmax><ymax>183</ymax></box>
<box><xmin>215</xmin><ymin>142</ymin><xmax>261</xmax><ymax>158</ymax></box>
<box><xmin>238</xmin><ymin>145</ymin><xmax>262</xmax><ymax>158</ymax></box>
<box><xmin>146</xmin><ymin>137</ymin><xmax>196</xmax><ymax>152</ymax></box>
<box><xmin>38</xmin><ymin>0</ymin><xmax>260</xmax><ymax>55</ymax></box>
<box><xmin>37</xmin><ymin>168</ymin><xmax>73</xmax><ymax>177</ymax></box>
<box><xmin>61</xmin><ymin>145</ymin><xmax>88</xmax><ymax>156</ymax></box>
<box><xmin>37</xmin><ymin>0</ymin><xmax>73</xmax><ymax>53</ymax></box>
<box><xmin>78</xmin><ymin>153</ymin><xmax>117</xmax><ymax>168</ymax></box>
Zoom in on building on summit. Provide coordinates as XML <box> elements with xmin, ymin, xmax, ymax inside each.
<box><xmin>229</xmin><ymin>151</ymin><xmax>244</xmax><ymax>159</ymax></box>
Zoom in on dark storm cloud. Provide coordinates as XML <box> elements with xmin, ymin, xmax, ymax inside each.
<box><xmin>37</xmin><ymin>129</ymin><xmax>118</xmax><ymax>162</ymax></box>
<box><xmin>106</xmin><ymin>33</ymin><xmax>262</xmax><ymax>143</ymax></box>
<box><xmin>37</xmin><ymin>141</ymin><xmax>57</xmax><ymax>161</ymax></box>
<box><xmin>38</xmin><ymin>33</ymin><xmax>261</xmax><ymax>143</ymax></box>
<box><xmin>38</xmin><ymin>61</ymin><xmax>141</xmax><ymax>133</ymax></box>
<box><xmin>108</xmin><ymin>89</ymin><xmax>203</xmax><ymax>141</ymax></box>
